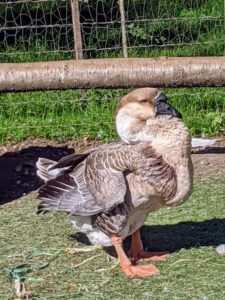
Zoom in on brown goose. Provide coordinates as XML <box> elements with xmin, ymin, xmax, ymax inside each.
<box><xmin>37</xmin><ymin>88</ymin><xmax>193</xmax><ymax>277</ymax></box>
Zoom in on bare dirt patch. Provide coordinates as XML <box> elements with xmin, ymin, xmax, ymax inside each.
<box><xmin>192</xmin><ymin>151</ymin><xmax>225</xmax><ymax>179</ymax></box>
<box><xmin>192</xmin><ymin>138</ymin><xmax>225</xmax><ymax>179</ymax></box>
<box><xmin>0</xmin><ymin>138</ymin><xmax>224</xmax><ymax>205</ymax></box>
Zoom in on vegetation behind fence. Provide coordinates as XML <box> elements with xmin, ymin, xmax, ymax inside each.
<box><xmin>0</xmin><ymin>0</ymin><xmax>224</xmax><ymax>62</ymax></box>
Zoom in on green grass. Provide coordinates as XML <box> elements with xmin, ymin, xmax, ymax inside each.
<box><xmin>0</xmin><ymin>176</ymin><xmax>225</xmax><ymax>299</ymax></box>
<box><xmin>0</xmin><ymin>88</ymin><xmax>224</xmax><ymax>145</ymax></box>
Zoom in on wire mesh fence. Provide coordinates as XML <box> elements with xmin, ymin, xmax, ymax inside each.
<box><xmin>0</xmin><ymin>88</ymin><xmax>224</xmax><ymax>145</ymax></box>
<box><xmin>0</xmin><ymin>0</ymin><xmax>224</xmax><ymax>62</ymax></box>
<box><xmin>0</xmin><ymin>0</ymin><xmax>74</xmax><ymax>62</ymax></box>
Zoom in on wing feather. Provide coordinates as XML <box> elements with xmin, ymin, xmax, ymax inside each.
<box><xmin>37</xmin><ymin>144</ymin><xmax>132</xmax><ymax>216</ymax></box>
<box><xmin>37</xmin><ymin>142</ymin><xmax>169</xmax><ymax>217</ymax></box>
<box><xmin>81</xmin><ymin>148</ymin><xmax>132</xmax><ymax>210</ymax></box>
<box><xmin>37</xmin><ymin>165</ymin><xmax>104</xmax><ymax>216</ymax></box>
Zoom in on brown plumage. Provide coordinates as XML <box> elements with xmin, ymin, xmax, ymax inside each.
<box><xmin>37</xmin><ymin>88</ymin><xmax>193</xmax><ymax>277</ymax></box>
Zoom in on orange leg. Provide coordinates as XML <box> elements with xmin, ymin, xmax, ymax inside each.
<box><xmin>111</xmin><ymin>236</ymin><xmax>160</xmax><ymax>278</ymax></box>
<box><xmin>128</xmin><ymin>229</ymin><xmax>169</xmax><ymax>262</ymax></box>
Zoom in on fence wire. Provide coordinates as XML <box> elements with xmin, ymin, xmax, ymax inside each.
<box><xmin>0</xmin><ymin>0</ymin><xmax>224</xmax><ymax>62</ymax></box>
<box><xmin>0</xmin><ymin>88</ymin><xmax>224</xmax><ymax>145</ymax></box>
<box><xmin>0</xmin><ymin>0</ymin><xmax>73</xmax><ymax>62</ymax></box>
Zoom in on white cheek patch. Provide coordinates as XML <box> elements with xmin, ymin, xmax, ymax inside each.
<box><xmin>116</xmin><ymin>109</ymin><xmax>154</xmax><ymax>144</ymax></box>
<box><xmin>115</xmin><ymin>110</ymin><xmax>132</xmax><ymax>143</ymax></box>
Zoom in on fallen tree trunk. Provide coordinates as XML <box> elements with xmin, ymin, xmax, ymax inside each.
<box><xmin>1</xmin><ymin>57</ymin><xmax>225</xmax><ymax>92</ymax></box>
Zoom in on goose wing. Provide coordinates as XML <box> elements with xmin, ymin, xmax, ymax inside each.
<box><xmin>37</xmin><ymin>143</ymin><xmax>136</xmax><ymax>216</ymax></box>
<box><xmin>37</xmin><ymin>153</ymin><xmax>90</xmax><ymax>182</ymax></box>
<box><xmin>37</xmin><ymin>141</ymin><xmax>125</xmax><ymax>182</ymax></box>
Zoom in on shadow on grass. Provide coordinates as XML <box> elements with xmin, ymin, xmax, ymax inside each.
<box><xmin>192</xmin><ymin>147</ymin><xmax>225</xmax><ymax>154</ymax></box>
<box><xmin>0</xmin><ymin>145</ymin><xmax>74</xmax><ymax>205</ymax></box>
<box><xmin>140</xmin><ymin>219</ymin><xmax>225</xmax><ymax>252</ymax></box>
<box><xmin>73</xmin><ymin>218</ymin><xmax>225</xmax><ymax>254</ymax></box>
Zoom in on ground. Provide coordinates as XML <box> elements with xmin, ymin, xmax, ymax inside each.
<box><xmin>0</xmin><ymin>139</ymin><xmax>225</xmax><ymax>299</ymax></box>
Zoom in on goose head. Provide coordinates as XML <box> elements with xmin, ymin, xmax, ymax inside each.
<box><xmin>115</xmin><ymin>88</ymin><xmax>182</xmax><ymax>144</ymax></box>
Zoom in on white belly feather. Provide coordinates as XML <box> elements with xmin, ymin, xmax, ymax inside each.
<box><xmin>70</xmin><ymin>216</ymin><xmax>112</xmax><ymax>247</ymax></box>
<box><xmin>70</xmin><ymin>209</ymin><xmax>150</xmax><ymax>247</ymax></box>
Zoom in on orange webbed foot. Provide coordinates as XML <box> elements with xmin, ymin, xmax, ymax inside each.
<box><xmin>132</xmin><ymin>250</ymin><xmax>169</xmax><ymax>262</ymax></box>
<box><xmin>129</xmin><ymin>230</ymin><xmax>169</xmax><ymax>262</ymax></box>
<box><xmin>128</xmin><ymin>249</ymin><xmax>169</xmax><ymax>262</ymax></box>
<box><xmin>111</xmin><ymin>235</ymin><xmax>162</xmax><ymax>278</ymax></box>
<box><xmin>121</xmin><ymin>263</ymin><xmax>160</xmax><ymax>278</ymax></box>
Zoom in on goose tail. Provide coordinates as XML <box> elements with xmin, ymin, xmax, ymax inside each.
<box><xmin>36</xmin><ymin>158</ymin><xmax>70</xmax><ymax>182</ymax></box>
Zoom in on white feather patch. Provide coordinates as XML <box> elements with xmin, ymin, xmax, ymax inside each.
<box><xmin>70</xmin><ymin>216</ymin><xmax>112</xmax><ymax>247</ymax></box>
<box><xmin>36</xmin><ymin>157</ymin><xmax>70</xmax><ymax>182</ymax></box>
<box><xmin>191</xmin><ymin>138</ymin><xmax>217</xmax><ymax>148</ymax></box>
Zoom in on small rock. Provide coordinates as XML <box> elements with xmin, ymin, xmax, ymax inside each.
<box><xmin>23</xmin><ymin>159</ymin><xmax>36</xmax><ymax>168</ymax></box>
<box><xmin>24</xmin><ymin>168</ymin><xmax>29</xmax><ymax>175</ymax></box>
<box><xmin>15</xmin><ymin>164</ymin><xmax>22</xmax><ymax>172</ymax></box>
<box><xmin>22</xmin><ymin>183</ymin><xmax>30</xmax><ymax>188</ymax></box>
<box><xmin>215</xmin><ymin>244</ymin><xmax>225</xmax><ymax>255</ymax></box>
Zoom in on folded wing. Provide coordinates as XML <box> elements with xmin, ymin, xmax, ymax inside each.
<box><xmin>37</xmin><ymin>144</ymin><xmax>132</xmax><ymax>216</ymax></box>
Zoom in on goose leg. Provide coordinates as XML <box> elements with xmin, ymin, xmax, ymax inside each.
<box><xmin>128</xmin><ymin>229</ymin><xmax>169</xmax><ymax>262</ymax></box>
<box><xmin>111</xmin><ymin>236</ymin><xmax>160</xmax><ymax>277</ymax></box>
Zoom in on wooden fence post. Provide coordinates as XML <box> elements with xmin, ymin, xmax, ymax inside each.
<box><xmin>70</xmin><ymin>0</ymin><xmax>83</xmax><ymax>60</ymax></box>
<box><xmin>118</xmin><ymin>0</ymin><xmax>128</xmax><ymax>58</ymax></box>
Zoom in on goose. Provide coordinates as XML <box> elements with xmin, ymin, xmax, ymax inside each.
<box><xmin>36</xmin><ymin>88</ymin><xmax>193</xmax><ymax>277</ymax></box>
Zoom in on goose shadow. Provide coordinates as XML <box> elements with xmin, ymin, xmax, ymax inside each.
<box><xmin>192</xmin><ymin>146</ymin><xmax>225</xmax><ymax>154</ymax></box>
<box><xmin>0</xmin><ymin>145</ymin><xmax>74</xmax><ymax>205</ymax></box>
<box><xmin>73</xmin><ymin>218</ymin><xmax>225</xmax><ymax>255</ymax></box>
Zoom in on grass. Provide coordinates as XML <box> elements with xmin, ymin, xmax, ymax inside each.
<box><xmin>0</xmin><ymin>176</ymin><xmax>225</xmax><ymax>299</ymax></box>
<box><xmin>0</xmin><ymin>87</ymin><xmax>224</xmax><ymax>145</ymax></box>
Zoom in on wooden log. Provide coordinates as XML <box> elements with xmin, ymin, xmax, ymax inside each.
<box><xmin>1</xmin><ymin>57</ymin><xmax>225</xmax><ymax>92</ymax></box>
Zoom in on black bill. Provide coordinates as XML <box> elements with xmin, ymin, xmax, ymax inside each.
<box><xmin>155</xmin><ymin>92</ymin><xmax>182</xmax><ymax>119</ymax></box>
